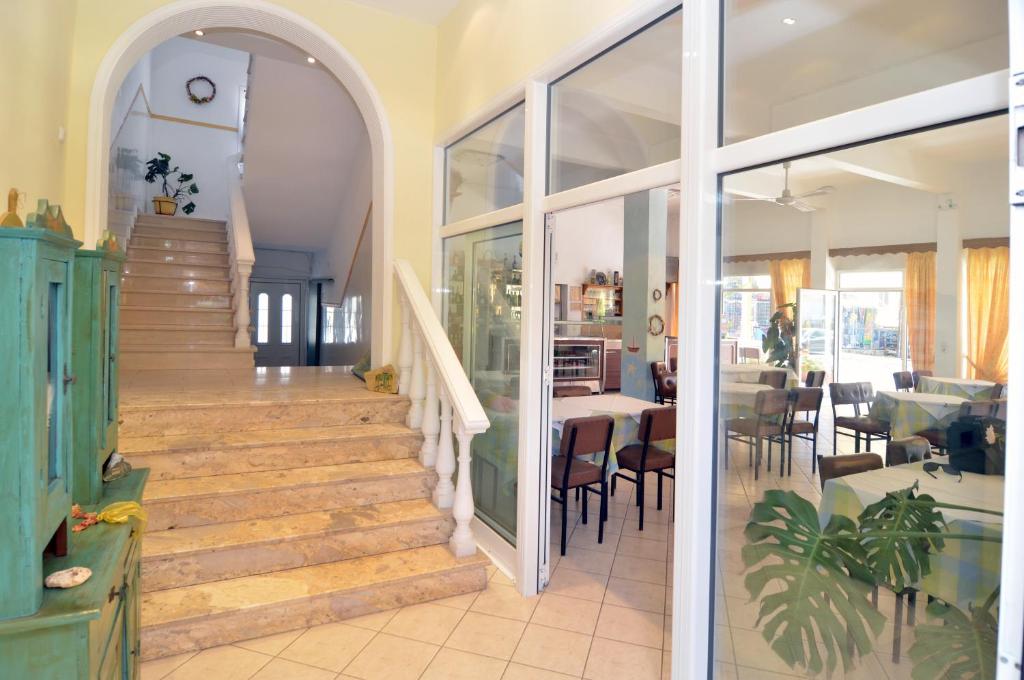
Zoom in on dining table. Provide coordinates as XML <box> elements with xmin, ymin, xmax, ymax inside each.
<box><xmin>720</xmin><ymin>362</ymin><xmax>800</xmax><ymax>388</ymax></box>
<box><xmin>916</xmin><ymin>375</ymin><xmax>1000</xmax><ymax>400</ymax></box>
<box><xmin>819</xmin><ymin>458</ymin><xmax>1003</xmax><ymax>611</ymax></box>
<box><xmin>868</xmin><ymin>390</ymin><xmax>967</xmax><ymax>439</ymax></box>
<box><xmin>719</xmin><ymin>381</ymin><xmax>775</xmax><ymax>420</ymax></box>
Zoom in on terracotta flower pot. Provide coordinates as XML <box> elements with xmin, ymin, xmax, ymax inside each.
<box><xmin>152</xmin><ymin>196</ymin><xmax>178</xmax><ymax>216</ymax></box>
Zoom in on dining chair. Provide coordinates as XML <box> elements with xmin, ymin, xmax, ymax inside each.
<box><xmin>992</xmin><ymin>383</ymin><xmax>1005</xmax><ymax>399</ymax></box>
<box><xmin>650</xmin><ymin>362</ymin><xmax>677</xmax><ymax>405</ymax></box>
<box><xmin>828</xmin><ymin>382</ymin><xmax>890</xmax><ymax>456</ymax></box>
<box><xmin>740</xmin><ymin>347</ymin><xmax>761</xmax><ymax>363</ymax></box>
<box><xmin>892</xmin><ymin>371</ymin><xmax>914</xmax><ymax>392</ymax></box>
<box><xmin>804</xmin><ymin>370</ymin><xmax>825</xmax><ymax>388</ymax></box>
<box><xmin>724</xmin><ymin>388</ymin><xmax>789</xmax><ymax>480</ymax></box>
<box><xmin>911</xmin><ymin>370</ymin><xmax>933</xmax><ymax>389</ymax></box>
<box><xmin>993</xmin><ymin>399</ymin><xmax>1008</xmax><ymax>421</ymax></box>
<box><xmin>553</xmin><ymin>385</ymin><xmax>591</xmax><ymax>398</ymax></box>
<box><xmin>916</xmin><ymin>399</ymin><xmax>997</xmax><ymax>452</ymax></box>
<box><xmin>551</xmin><ymin>415</ymin><xmax>614</xmax><ymax>555</ymax></box>
<box><xmin>885</xmin><ymin>436</ymin><xmax>933</xmax><ymax>466</ymax></box>
<box><xmin>758</xmin><ymin>370</ymin><xmax>787</xmax><ymax>389</ymax></box>
<box><xmin>785</xmin><ymin>387</ymin><xmax>823</xmax><ymax>476</ymax></box>
<box><xmin>612</xmin><ymin>407</ymin><xmax>675</xmax><ymax>531</ymax></box>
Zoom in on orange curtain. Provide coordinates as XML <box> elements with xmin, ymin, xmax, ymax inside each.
<box><xmin>965</xmin><ymin>246</ymin><xmax>1010</xmax><ymax>383</ymax></box>
<box><xmin>666</xmin><ymin>283</ymin><xmax>680</xmax><ymax>337</ymax></box>
<box><xmin>769</xmin><ymin>258</ymin><xmax>810</xmax><ymax>316</ymax></box>
<box><xmin>905</xmin><ymin>251</ymin><xmax>936</xmax><ymax>373</ymax></box>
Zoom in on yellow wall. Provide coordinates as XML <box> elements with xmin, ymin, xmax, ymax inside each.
<box><xmin>0</xmin><ymin>0</ymin><xmax>77</xmax><ymax>221</ymax></box>
<box><xmin>434</xmin><ymin>0</ymin><xmax>647</xmax><ymax>136</ymax></box>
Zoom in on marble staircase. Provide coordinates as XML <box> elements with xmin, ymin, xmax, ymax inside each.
<box><xmin>120</xmin><ymin>214</ymin><xmax>256</xmax><ymax>369</ymax></box>
<box><xmin>121</xmin><ymin>371</ymin><xmax>489</xmax><ymax>660</ymax></box>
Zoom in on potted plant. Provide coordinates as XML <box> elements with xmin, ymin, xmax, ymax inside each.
<box><xmin>762</xmin><ymin>302</ymin><xmax>797</xmax><ymax>368</ymax></box>
<box><xmin>144</xmin><ymin>152</ymin><xmax>198</xmax><ymax>216</ymax></box>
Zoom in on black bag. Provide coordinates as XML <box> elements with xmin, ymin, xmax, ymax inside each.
<box><xmin>946</xmin><ymin>416</ymin><xmax>1005</xmax><ymax>475</ymax></box>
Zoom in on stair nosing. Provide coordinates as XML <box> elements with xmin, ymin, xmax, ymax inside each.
<box><xmin>121</xmin><ymin>272</ymin><xmax>232</xmax><ymax>283</ymax></box>
<box><xmin>119</xmin><ymin>345</ymin><xmax>254</xmax><ymax>354</ymax></box>
<box><xmin>122</xmin><ymin>288</ymin><xmax>230</xmax><ymax>296</ymax></box>
<box><xmin>122</xmin><ymin>423</ymin><xmax>419</xmax><ymax>455</ymax></box>
<box><xmin>120</xmin><ymin>323</ymin><xmax>235</xmax><ymax>332</ymax></box>
<box><xmin>120</xmin><ymin>305</ymin><xmax>234</xmax><ymax>313</ymax></box>
<box><xmin>124</xmin><ymin>260</ymin><xmax>230</xmax><ymax>271</ymax></box>
<box><xmin>120</xmin><ymin>393</ymin><xmax>403</xmax><ymax>412</ymax></box>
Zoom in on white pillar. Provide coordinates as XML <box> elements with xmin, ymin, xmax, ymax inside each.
<box><xmin>420</xmin><ymin>357</ymin><xmax>439</xmax><ymax>468</ymax></box>
<box><xmin>434</xmin><ymin>385</ymin><xmax>456</xmax><ymax>508</ymax></box>
<box><xmin>234</xmin><ymin>263</ymin><xmax>253</xmax><ymax>348</ymax></box>
<box><xmin>408</xmin><ymin>326</ymin><xmax>426</xmax><ymax>428</ymax></box>
<box><xmin>450</xmin><ymin>423</ymin><xmax>477</xmax><ymax>557</ymax></box>
<box><xmin>934</xmin><ymin>195</ymin><xmax>961</xmax><ymax>377</ymax></box>
<box><xmin>809</xmin><ymin>210</ymin><xmax>834</xmax><ymax>290</ymax></box>
<box><xmin>398</xmin><ymin>294</ymin><xmax>413</xmax><ymax>394</ymax></box>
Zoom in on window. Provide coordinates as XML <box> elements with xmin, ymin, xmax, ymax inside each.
<box><xmin>445</xmin><ymin>103</ymin><xmax>525</xmax><ymax>224</ymax></box>
<box><xmin>342</xmin><ymin>295</ymin><xmax>362</xmax><ymax>344</ymax></box>
<box><xmin>720</xmin><ymin>274</ymin><xmax>771</xmax><ymax>347</ymax></box>
<box><xmin>280</xmin><ymin>294</ymin><xmax>293</xmax><ymax>344</ymax></box>
<box><xmin>323</xmin><ymin>306</ymin><xmax>337</xmax><ymax>345</ymax></box>
<box><xmin>256</xmin><ymin>292</ymin><xmax>269</xmax><ymax>344</ymax></box>
<box><xmin>548</xmin><ymin>8</ymin><xmax>682</xmax><ymax>194</ymax></box>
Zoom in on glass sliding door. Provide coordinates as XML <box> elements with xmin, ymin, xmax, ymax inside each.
<box><xmin>442</xmin><ymin>221</ymin><xmax>524</xmax><ymax>543</ymax></box>
<box><xmin>796</xmin><ymin>288</ymin><xmax>837</xmax><ymax>383</ymax></box>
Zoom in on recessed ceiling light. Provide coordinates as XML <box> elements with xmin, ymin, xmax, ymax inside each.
<box><xmin>306</xmin><ymin>56</ymin><xmax>316</xmax><ymax>64</ymax></box>
<box><xmin>781</xmin><ymin>17</ymin><xmax>797</xmax><ymax>25</ymax></box>
<box><xmin>194</xmin><ymin>29</ymin><xmax>205</xmax><ymax>36</ymax></box>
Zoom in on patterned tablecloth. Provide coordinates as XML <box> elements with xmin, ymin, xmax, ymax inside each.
<box><xmin>551</xmin><ymin>394</ymin><xmax>674</xmax><ymax>474</ymax></box>
<box><xmin>819</xmin><ymin>459</ymin><xmax>1003</xmax><ymax>610</ymax></box>
<box><xmin>916</xmin><ymin>376</ymin><xmax>999</xmax><ymax>400</ymax></box>
<box><xmin>719</xmin><ymin>382</ymin><xmax>775</xmax><ymax>420</ymax></box>
<box><xmin>720</xmin><ymin>363</ymin><xmax>800</xmax><ymax>388</ymax></box>
<box><xmin>868</xmin><ymin>390</ymin><xmax>967</xmax><ymax>439</ymax></box>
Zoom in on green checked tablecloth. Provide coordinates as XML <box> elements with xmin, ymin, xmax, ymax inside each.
<box><xmin>819</xmin><ymin>459</ymin><xmax>1003</xmax><ymax>611</ymax></box>
<box><xmin>720</xmin><ymin>363</ymin><xmax>800</xmax><ymax>388</ymax></box>
<box><xmin>916</xmin><ymin>376</ymin><xmax>1000</xmax><ymax>400</ymax></box>
<box><xmin>719</xmin><ymin>382</ymin><xmax>775</xmax><ymax>420</ymax></box>
<box><xmin>868</xmin><ymin>390</ymin><xmax>967</xmax><ymax>439</ymax></box>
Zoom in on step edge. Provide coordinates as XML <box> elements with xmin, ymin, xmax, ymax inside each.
<box><xmin>122</xmin><ymin>426</ymin><xmax>420</xmax><ymax>455</ymax></box>
<box><xmin>120</xmin><ymin>393</ymin><xmax>405</xmax><ymax>412</ymax></box>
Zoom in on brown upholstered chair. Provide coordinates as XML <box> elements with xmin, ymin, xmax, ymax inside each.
<box><xmin>992</xmin><ymin>383</ymin><xmax>1006</xmax><ymax>399</ymax></box>
<box><xmin>911</xmin><ymin>370</ymin><xmax>933</xmax><ymax>389</ymax></box>
<box><xmin>893</xmin><ymin>371</ymin><xmax>914</xmax><ymax>392</ymax></box>
<box><xmin>651</xmin><ymin>362</ymin><xmax>677</xmax><ymax>405</ymax></box>
<box><xmin>785</xmin><ymin>387</ymin><xmax>823</xmax><ymax>476</ymax></box>
<box><xmin>886</xmin><ymin>437</ymin><xmax>933</xmax><ymax>467</ymax></box>
<box><xmin>551</xmin><ymin>416</ymin><xmax>614</xmax><ymax>555</ymax></box>
<box><xmin>993</xmin><ymin>399</ymin><xmax>1008</xmax><ymax>421</ymax></box>
<box><xmin>817</xmin><ymin>452</ymin><xmax>883</xmax><ymax>491</ymax></box>
<box><xmin>724</xmin><ymin>389</ymin><xmax>789</xmax><ymax>480</ymax></box>
<box><xmin>804</xmin><ymin>370</ymin><xmax>825</xmax><ymax>388</ymax></box>
<box><xmin>553</xmin><ymin>385</ymin><xmax>592</xmax><ymax>398</ymax></box>
<box><xmin>828</xmin><ymin>382</ymin><xmax>890</xmax><ymax>456</ymax></box>
<box><xmin>916</xmin><ymin>400</ymin><xmax>997</xmax><ymax>452</ymax></box>
<box><xmin>758</xmin><ymin>370</ymin><xmax>787</xmax><ymax>389</ymax></box>
<box><xmin>612</xmin><ymin>407</ymin><xmax>675</xmax><ymax>531</ymax></box>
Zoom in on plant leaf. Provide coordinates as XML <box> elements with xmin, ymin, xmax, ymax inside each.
<box><xmin>856</xmin><ymin>484</ymin><xmax>946</xmax><ymax>591</ymax></box>
<box><xmin>908</xmin><ymin>593</ymin><xmax>998</xmax><ymax>680</ymax></box>
<box><xmin>181</xmin><ymin>202</ymin><xmax>196</xmax><ymax>215</ymax></box>
<box><xmin>189</xmin><ymin>183</ymin><xmax>199</xmax><ymax>194</ymax></box>
<box><xmin>743</xmin><ymin>490</ymin><xmax>886</xmax><ymax>676</ymax></box>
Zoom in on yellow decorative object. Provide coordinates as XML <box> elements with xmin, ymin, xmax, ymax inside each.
<box><xmin>0</xmin><ymin>188</ymin><xmax>23</xmax><ymax>227</ymax></box>
<box><xmin>26</xmin><ymin>199</ymin><xmax>74</xmax><ymax>236</ymax></box>
<box><xmin>96</xmin><ymin>501</ymin><xmax>148</xmax><ymax>528</ymax></box>
<box><xmin>97</xmin><ymin>230</ymin><xmax>120</xmax><ymax>252</ymax></box>
<box><xmin>365</xmin><ymin>364</ymin><xmax>399</xmax><ymax>394</ymax></box>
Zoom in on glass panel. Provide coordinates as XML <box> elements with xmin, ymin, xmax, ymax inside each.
<box><xmin>548</xmin><ymin>9</ymin><xmax>682</xmax><ymax>194</ymax></box>
<box><xmin>281</xmin><ymin>293</ymin><xmax>293</xmax><ymax>344</ymax></box>
<box><xmin>714</xmin><ymin>117</ymin><xmax>1008</xmax><ymax>680</ymax></box>
<box><xmin>722</xmin><ymin>0</ymin><xmax>1007</xmax><ymax>144</ymax></box>
<box><xmin>46</xmin><ymin>282</ymin><xmax>60</xmax><ymax>483</ymax></box>
<box><xmin>441</xmin><ymin>221</ymin><xmax>523</xmax><ymax>543</ymax></box>
<box><xmin>445</xmin><ymin>103</ymin><xmax>525</xmax><ymax>224</ymax></box>
<box><xmin>721</xmin><ymin>289</ymin><xmax>772</xmax><ymax>348</ymax></box>
<box><xmin>323</xmin><ymin>306</ymin><xmax>337</xmax><ymax>344</ymax></box>
<box><xmin>256</xmin><ymin>292</ymin><xmax>269</xmax><ymax>344</ymax></box>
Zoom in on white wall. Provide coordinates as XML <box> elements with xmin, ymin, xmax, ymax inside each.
<box><xmin>551</xmin><ymin>197</ymin><xmax>624</xmax><ymax>285</ymax></box>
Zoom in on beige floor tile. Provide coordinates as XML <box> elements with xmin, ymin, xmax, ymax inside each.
<box><xmin>164</xmin><ymin>646</ymin><xmax>271</xmax><ymax>680</ymax></box>
<box><xmin>603</xmin><ymin>577</ymin><xmax>666</xmax><ymax>614</ymax></box>
<box><xmin>278</xmin><ymin>622</ymin><xmax>375</xmax><ymax>672</ymax></box>
<box><xmin>249</xmin><ymin>658</ymin><xmax>335</xmax><ymax>680</ymax></box>
<box><xmin>343</xmin><ymin>609</ymin><xmax>400</xmax><ymax>631</ymax></box>
<box><xmin>583</xmin><ymin>638</ymin><xmax>662</xmax><ymax>680</ymax></box>
<box><xmin>445</xmin><ymin>611</ymin><xmax>527</xmax><ymax>660</ymax></box>
<box><xmin>610</xmin><ymin>555</ymin><xmax>668</xmax><ymax>585</ymax></box>
<box><xmin>432</xmin><ymin>590</ymin><xmax>481</xmax><ymax>610</ymax></box>
<box><xmin>594</xmin><ymin>603</ymin><xmax>664</xmax><ymax>649</ymax></box>
<box><xmin>568</xmin><ymin>526</ymin><xmax>619</xmax><ymax>554</ymax></box>
<box><xmin>381</xmin><ymin>602</ymin><xmax>465</xmax><ymax>645</ymax></box>
<box><xmin>663</xmin><ymin>616</ymin><xmax>672</xmax><ymax>651</ymax></box>
<box><xmin>715</xmin><ymin>625</ymin><xmax>735</xmax><ymax>664</ymax></box>
<box><xmin>662</xmin><ymin>651</ymin><xmax>672</xmax><ymax>680</ymax></box>
<box><xmin>511</xmin><ymin>624</ymin><xmax>593</xmax><ymax>677</ymax></box>
<box><xmin>342</xmin><ymin>633</ymin><xmax>439</xmax><ymax>680</ymax></box>
<box><xmin>502</xmin><ymin>662</ymin><xmax>579</xmax><ymax>680</ymax></box>
<box><xmin>492</xmin><ymin>569</ymin><xmax>516</xmax><ymax>586</ymax></box>
<box><xmin>421</xmin><ymin>647</ymin><xmax>508</xmax><ymax>680</ymax></box>
<box><xmin>140</xmin><ymin>651</ymin><xmax>196</xmax><ymax>680</ymax></box>
<box><xmin>716</xmin><ymin>663</ymin><xmax>740</xmax><ymax>680</ymax></box>
<box><xmin>545</xmin><ymin>566</ymin><xmax>609</xmax><ymax>602</ymax></box>
<box><xmin>530</xmin><ymin>592</ymin><xmax>602</xmax><ymax>635</ymax></box>
<box><xmin>730</xmin><ymin>628</ymin><xmax>802</xmax><ymax>676</ymax></box>
<box><xmin>233</xmin><ymin>628</ymin><xmax>306</xmax><ymax>656</ymax></box>
<box><xmin>471</xmin><ymin>582</ymin><xmax>541</xmax><ymax>621</ymax></box>
<box><xmin>736</xmin><ymin>666</ymin><xmax>803</xmax><ymax>679</ymax></box>
<box><xmin>616</xmin><ymin>536</ymin><xmax>669</xmax><ymax>561</ymax></box>
<box><xmin>557</xmin><ymin>545</ymin><xmax>617</xmax><ymax>575</ymax></box>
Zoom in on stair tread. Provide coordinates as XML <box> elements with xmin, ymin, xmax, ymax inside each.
<box><xmin>121</xmin><ymin>272</ymin><xmax>231</xmax><ymax>282</ymax></box>
<box><xmin>136</xmin><ymin>215</ymin><xmax>227</xmax><ymax>228</ymax></box>
<box><xmin>143</xmin><ymin>458</ymin><xmax>430</xmax><ymax>502</ymax></box>
<box><xmin>121</xmin><ymin>305</ymin><xmax>233</xmax><ymax>313</ymax></box>
<box><xmin>123</xmin><ymin>422</ymin><xmax>417</xmax><ymax>454</ymax></box>
<box><xmin>127</xmin><ymin>254</ymin><xmax>229</xmax><ymax>264</ymax></box>
<box><xmin>122</xmin><ymin>288</ymin><xmax>230</xmax><ymax>295</ymax></box>
<box><xmin>120</xmin><ymin>344</ymin><xmax>254</xmax><ymax>353</ymax></box>
<box><xmin>142</xmin><ymin>499</ymin><xmax>444</xmax><ymax>559</ymax></box>
<box><xmin>121</xmin><ymin>323</ymin><xmax>235</xmax><ymax>332</ymax></box>
<box><xmin>141</xmin><ymin>544</ymin><xmax>488</xmax><ymax>628</ymax></box>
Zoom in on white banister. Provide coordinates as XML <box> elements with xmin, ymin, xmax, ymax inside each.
<box><xmin>226</xmin><ymin>155</ymin><xmax>256</xmax><ymax>348</ymax></box>
<box><xmin>394</xmin><ymin>259</ymin><xmax>489</xmax><ymax>557</ymax></box>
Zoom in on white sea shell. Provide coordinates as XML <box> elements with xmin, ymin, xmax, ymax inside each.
<box><xmin>44</xmin><ymin>566</ymin><xmax>92</xmax><ymax>588</ymax></box>
<box><xmin>986</xmin><ymin>424</ymin><xmax>996</xmax><ymax>446</ymax></box>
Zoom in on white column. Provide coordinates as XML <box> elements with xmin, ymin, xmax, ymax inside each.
<box><xmin>234</xmin><ymin>263</ymin><xmax>253</xmax><ymax>348</ymax></box>
<box><xmin>408</xmin><ymin>326</ymin><xmax>426</xmax><ymax>428</ymax></box>
<box><xmin>450</xmin><ymin>422</ymin><xmax>477</xmax><ymax>557</ymax></box>
<box><xmin>433</xmin><ymin>385</ymin><xmax>456</xmax><ymax>508</ymax></box>
<box><xmin>398</xmin><ymin>293</ymin><xmax>413</xmax><ymax>394</ymax></box>
<box><xmin>420</xmin><ymin>357</ymin><xmax>440</xmax><ymax>468</ymax></box>
<box><xmin>809</xmin><ymin>210</ymin><xmax>834</xmax><ymax>289</ymax></box>
<box><xmin>934</xmin><ymin>195</ymin><xmax>961</xmax><ymax>377</ymax></box>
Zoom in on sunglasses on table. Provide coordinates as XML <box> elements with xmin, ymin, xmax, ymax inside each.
<box><xmin>923</xmin><ymin>461</ymin><xmax>962</xmax><ymax>482</ymax></box>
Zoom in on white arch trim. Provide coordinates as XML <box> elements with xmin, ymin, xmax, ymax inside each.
<box><xmin>85</xmin><ymin>0</ymin><xmax>394</xmax><ymax>365</ymax></box>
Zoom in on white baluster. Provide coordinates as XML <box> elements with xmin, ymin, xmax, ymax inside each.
<box><xmin>397</xmin><ymin>294</ymin><xmax>412</xmax><ymax>395</ymax></box>
<box><xmin>420</xmin><ymin>357</ymin><xmax>439</xmax><ymax>468</ymax></box>
<box><xmin>408</xmin><ymin>325</ymin><xmax>426</xmax><ymax>428</ymax></box>
<box><xmin>234</xmin><ymin>263</ymin><xmax>252</xmax><ymax>348</ymax></box>
<box><xmin>434</xmin><ymin>385</ymin><xmax>456</xmax><ymax>508</ymax></box>
<box><xmin>450</xmin><ymin>421</ymin><xmax>477</xmax><ymax>557</ymax></box>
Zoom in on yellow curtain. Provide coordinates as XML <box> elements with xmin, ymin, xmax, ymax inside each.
<box><xmin>769</xmin><ymin>258</ymin><xmax>810</xmax><ymax>316</ymax></box>
<box><xmin>666</xmin><ymin>283</ymin><xmax>680</xmax><ymax>337</ymax></box>
<box><xmin>905</xmin><ymin>251</ymin><xmax>936</xmax><ymax>373</ymax></box>
<box><xmin>965</xmin><ymin>246</ymin><xmax>1010</xmax><ymax>383</ymax></box>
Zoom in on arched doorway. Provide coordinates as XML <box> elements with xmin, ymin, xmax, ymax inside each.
<box><xmin>83</xmin><ymin>0</ymin><xmax>394</xmax><ymax>365</ymax></box>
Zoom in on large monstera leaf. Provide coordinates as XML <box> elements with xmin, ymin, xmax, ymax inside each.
<box><xmin>908</xmin><ymin>591</ymin><xmax>998</xmax><ymax>680</ymax></box>
<box><xmin>743</xmin><ymin>490</ymin><xmax>886</xmax><ymax>676</ymax></box>
<box><xmin>857</xmin><ymin>484</ymin><xmax>946</xmax><ymax>592</ymax></box>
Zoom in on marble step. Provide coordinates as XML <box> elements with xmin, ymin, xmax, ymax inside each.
<box><xmin>123</xmin><ymin>260</ymin><xmax>230</xmax><ymax>280</ymax></box>
<box><xmin>120</xmin><ymin>305</ymin><xmax>234</xmax><ymax>326</ymax></box>
<box><xmin>121</xmin><ymin>290</ymin><xmax>231</xmax><ymax>309</ymax></box>
<box><xmin>120</xmin><ymin>392</ymin><xmax>408</xmax><ymax>437</ymax></box>
<box><xmin>135</xmin><ymin>214</ymin><xmax>227</xmax><ymax>233</ymax></box>
<box><xmin>122</xmin><ymin>422</ymin><xmax>422</xmax><ymax>480</ymax></box>
<box><xmin>120</xmin><ymin>323</ymin><xmax>236</xmax><ymax>346</ymax></box>
<box><xmin>119</xmin><ymin>345</ymin><xmax>256</xmax><ymax>371</ymax></box>
<box><xmin>129</xmin><ymin>239</ymin><xmax>229</xmax><ymax>257</ymax></box>
<box><xmin>121</xmin><ymin>275</ymin><xmax>231</xmax><ymax>294</ymax></box>
<box><xmin>142</xmin><ymin>459</ymin><xmax>436</xmax><ymax>531</ymax></box>
<box><xmin>140</xmin><ymin>544</ymin><xmax>489</xmax><ymax>660</ymax></box>
<box><xmin>133</xmin><ymin>224</ymin><xmax>227</xmax><ymax>244</ymax></box>
<box><xmin>141</xmin><ymin>499</ymin><xmax>452</xmax><ymax>591</ymax></box>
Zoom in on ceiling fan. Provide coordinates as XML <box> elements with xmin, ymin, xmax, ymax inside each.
<box><xmin>734</xmin><ymin>161</ymin><xmax>835</xmax><ymax>212</ymax></box>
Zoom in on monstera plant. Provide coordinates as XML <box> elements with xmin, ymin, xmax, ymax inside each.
<box><xmin>762</xmin><ymin>302</ymin><xmax>797</xmax><ymax>368</ymax></box>
<box><xmin>743</xmin><ymin>484</ymin><xmax>1002</xmax><ymax>678</ymax></box>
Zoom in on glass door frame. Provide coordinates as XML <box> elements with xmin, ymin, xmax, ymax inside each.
<box><xmin>676</xmin><ymin>2</ymin><xmax>1022</xmax><ymax>679</ymax></box>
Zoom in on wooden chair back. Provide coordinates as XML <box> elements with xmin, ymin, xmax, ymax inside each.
<box><xmin>818</xmin><ymin>453</ymin><xmax>883</xmax><ymax>490</ymax></box>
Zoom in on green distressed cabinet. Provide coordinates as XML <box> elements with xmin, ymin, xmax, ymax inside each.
<box><xmin>0</xmin><ymin>470</ymin><xmax>148</xmax><ymax>680</ymax></box>
<box><xmin>72</xmin><ymin>240</ymin><xmax>125</xmax><ymax>505</ymax></box>
<box><xmin>0</xmin><ymin>218</ymin><xmax>81</xmax><ymax>620</ymax></box>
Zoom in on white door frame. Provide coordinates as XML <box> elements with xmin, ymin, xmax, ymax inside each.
<box><xmin>83</xmin><ymin>0</ymin><xmax>395</xmax><ymax>366</ymax></box>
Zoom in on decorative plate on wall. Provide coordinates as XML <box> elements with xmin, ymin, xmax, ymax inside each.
<box><xmin>648</xmin><ymin>314</ymin><xmax>665</xmax><ymax>336</ymax></box>
<box><xmin>652</xmin><ymin>288</ymin><xmax>663</xmax><ymax>301</ymax></box>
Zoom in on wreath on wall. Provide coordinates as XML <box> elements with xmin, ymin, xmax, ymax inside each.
<box><xmin>186</xmin><ymin>76</ymin><xmax>216</xmax><ymax>105</ymax></box>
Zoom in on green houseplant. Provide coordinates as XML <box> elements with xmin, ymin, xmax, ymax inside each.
<box><xmin>762</xmin><ymin>302</ymin><xmax>797</xmax><ymax>368</ymax></box>
<box><xmin>144</xmin><ymin>152</ymin><xmax>198</xmax><ymax>216</ymax></box>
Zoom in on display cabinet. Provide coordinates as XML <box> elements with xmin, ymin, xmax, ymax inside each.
<box><xmin>581</xmin><ymin>284</ymin><xmax>623</xmax><ymax>319</ymax></box>
<box><xmin>553</xmin><ymin>338</ymin><xmax>605</xmax><ymax>393</ymax></box>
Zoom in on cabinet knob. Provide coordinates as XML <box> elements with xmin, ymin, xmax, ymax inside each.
<box><xmin>107</xmin><ymin>586</ymin><xmax>119</xmax><ymax>602</ymax></box>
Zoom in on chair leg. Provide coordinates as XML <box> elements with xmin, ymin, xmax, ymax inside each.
<box><xmin>575</xmin><ymin>487</ymin><xmax>581</xmax><ymax>502</ymax></box>
<box><xmin>892</xmin><ymin>591</ymin><xmax>904</xmax><ymax>663</ymax></box>
<box><xmin>855</xmin><ymin>432</ymin><xmax>861</xmax><ymax>453</ymax></box>
<box><xmin>786</xmin><ymin>435</ymin><xmax>793</xmax><ymax>477</ymax></box>
<box><xmin>560</xmin><ymin>501</ymin><xmax>568</xmax><ymax>556</ymax></box>
<box><xmin>611</xmin><ymin>474</ymin><xmax>617</xmax><ymax>497</ymax></box>
<box><xmin>866</xmin><ymin>435</ymin><xmax>872</xmax><ymax>453</ymax></box>
<box><xmin>907</xmin><ymin>590</ymin><xmax>917</xmax><ymax>626</ymax></box>
<box><xmin>599</xmin><ymin>482</ymin><xmax>608</xmax><ymax>542</ymax></box>
<box><xmin>812</xmin><ymin>432</ymin><xmax>818</xmax><ymax>474</ymax></box>
<box><xmin>637</xmin><ymin>473</ymin><xmax>645</xmax><ymax>531</ymax></box>
<box><xmin>656</xmin><ymin>471</ymin><xmax>663</xmax><ymax>511</ymax></box>
<box><xmin>723</xmin><ymin>433</ymin><xmax>729</xmax><ymax>469</ymax></box>
<box><xmin>766</xmin><ymin>438</ymin><xmax>772</xmax><ymax>472</ymax></box>
<box><xmin>581</xmin><ymin>488</ymin><xmax>588</xmax><ymax>525</ymax></box>
<box><xmin>833</xmin><ymin>426</ymin><xmax>838</xmax><ymax>456</ymax></box>
<box><xmin>754</xmin><ymin>437</ymin><xmax>762</xmax><ymax>481</ymax></box>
